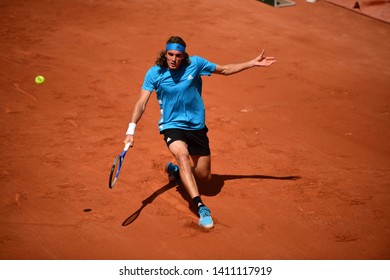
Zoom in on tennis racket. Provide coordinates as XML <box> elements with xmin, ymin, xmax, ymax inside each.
<box><xmin>109</xmin><ymin>142</ymin><xmax>131</xmax><ymax>189</ymax></box>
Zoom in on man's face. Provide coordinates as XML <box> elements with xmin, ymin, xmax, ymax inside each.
<box><xmin>165</xmin><ymin>50</ymin><xmax>184</xmax><ymax>70</ymax></box>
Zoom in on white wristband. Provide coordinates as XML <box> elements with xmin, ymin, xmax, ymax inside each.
<box><xmin>126</xmin><ymin>123</ymin><xmax>136</xmax><ymax>135</ymax></box>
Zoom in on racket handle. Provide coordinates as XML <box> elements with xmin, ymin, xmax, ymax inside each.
<box><xmin>124</xmin><ymin>142</ymin><xmax>131</xmax><ymax>151</ymax></box>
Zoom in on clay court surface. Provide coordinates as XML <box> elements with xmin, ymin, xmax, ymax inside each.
<box><xmin>0</xmin><ymin>0</ymin><xmax>389</xmax><ymax>260</ymax></box>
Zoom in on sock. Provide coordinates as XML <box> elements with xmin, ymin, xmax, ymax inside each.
<box><xmin>192</xmin><ymin>196</ymin><xmax>204</xmax><ymax>210</ymax></box>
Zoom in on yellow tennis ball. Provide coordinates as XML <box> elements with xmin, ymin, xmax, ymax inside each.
<box><xmin>35</xmin><ymin>75</ymin><xmax>45</xmax><ymax>84</ymax></box>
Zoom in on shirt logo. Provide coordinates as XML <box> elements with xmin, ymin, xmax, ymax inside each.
<box><xmin>187</xmin><ymin>75</ymin><xmax>194</xmax><ymax>80</ymax></box>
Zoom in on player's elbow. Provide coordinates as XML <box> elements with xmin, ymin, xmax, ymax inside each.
<box><xmin>215</xmin><ymin>65</ymin><xmax>231</xmax><ymax>76</ymax></box>
<box><xmin>218</xmin><ymin>68</ymin><xmax>233</xmax><ymax>76</ymax></box>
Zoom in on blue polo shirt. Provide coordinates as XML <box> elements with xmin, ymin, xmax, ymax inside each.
<box><xmin>142</xmin><ymin>56</ymin><xmax>216</xmax><ymax>132</ymax></box>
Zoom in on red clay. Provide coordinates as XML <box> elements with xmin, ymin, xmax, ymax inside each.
<box><xmin>0</xmin><ymin>0</ymin><xmax>389</xmax><ymax>260</ymax></box>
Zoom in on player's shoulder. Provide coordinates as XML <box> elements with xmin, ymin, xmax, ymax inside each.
<box><xmin>146</xmin><ymin>64</ymin><xmax>160</xmax><ymax>73</ymax></box>
<box><xmin>189</xmin><ymin>55</ymin><xmax>211</xmax><ymax>66</ymax></box>
<box><xmin>146</xmin><ymin>65</ymin><xmax>167</xmax><ymax>76</ymax></box>
<box><xmin>190</xmin><ymin>55</ymin><xmax>204</xmax><ymax>62</ymax></box>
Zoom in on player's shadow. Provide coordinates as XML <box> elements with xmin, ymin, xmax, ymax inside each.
<box><xmin>177</xmin><ymin>173</ymin><xmax>301</xmax><ymax>214</ymax></box>
<box><xmin>199</xmin><ymin>174</ymin><xmax>301</xmax><ymax>196</ymax></box>
<box><xmin>122</xmin><ymin>173</ymin><xmax>301</xmax><ymax>226</ymax></box>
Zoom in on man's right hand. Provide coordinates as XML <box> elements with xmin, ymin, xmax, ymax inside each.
<box><xmin>124</xmin><ymin>134</ymin><xmax>134</xmax><ymax>147</ymax></box>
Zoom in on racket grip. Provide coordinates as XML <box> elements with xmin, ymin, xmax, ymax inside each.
<box><xmin>124</xmin><ymin>142</ymin><xmax>131</xmax><ymax>151</ymax></box>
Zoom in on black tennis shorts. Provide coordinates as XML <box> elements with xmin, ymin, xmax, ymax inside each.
<box><xmin>162</xmin><ymin>127</ymin><xmax>210</xmax><ymax>156</ymax></box>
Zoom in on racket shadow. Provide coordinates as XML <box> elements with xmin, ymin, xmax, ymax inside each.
<box><xmin>122</xmin><ymin>181</ymin><xmax>177</xmax><ymax>226</ymax></box>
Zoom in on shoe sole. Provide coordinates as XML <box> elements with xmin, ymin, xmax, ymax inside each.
<box><xmin>200</xmin><ymin>223</ymin><xmax>214</xmax><ymax>230</ymax></box>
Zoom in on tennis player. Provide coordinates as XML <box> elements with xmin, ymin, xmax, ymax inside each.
<box><xmin>124</xmin><ymin>36</ymin><xmax>276</xmax><ymax>229</ymax></box>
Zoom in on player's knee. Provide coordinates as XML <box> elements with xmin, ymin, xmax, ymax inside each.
<box><xmin>204</xmin><ymin>172</ymin><xmax>212</xmax><ymax>182</ymax></box>
<box><xmin>196</xmin><ymin>169</ymin><xmax>211</xmax><ymax>182</ymax></box>
<box><xmin>176</xmin><ymin>154</ymin><xmax>192</xmax><ymax>169</ymax></box>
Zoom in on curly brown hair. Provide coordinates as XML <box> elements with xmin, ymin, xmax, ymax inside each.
<box><xmin>155</xmin><ymin>36</ymin><xmax>191</xmax><ymax>67</ymax></box>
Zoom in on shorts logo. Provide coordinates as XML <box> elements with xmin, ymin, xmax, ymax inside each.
<box><xmin>166</xmin><ymin>137</ymin><xmax>172</xmax><ymax>143</ymax></box>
